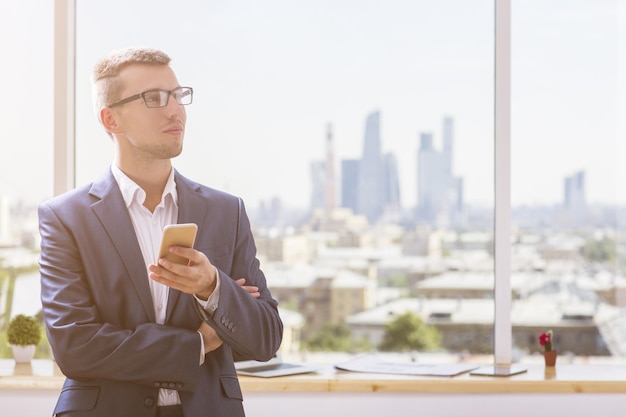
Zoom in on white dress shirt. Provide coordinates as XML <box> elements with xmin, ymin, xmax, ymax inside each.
<box><xmin>111</xmin><ymin>164</ymin><xmax>219</xmax><ymax>406</ymax></box>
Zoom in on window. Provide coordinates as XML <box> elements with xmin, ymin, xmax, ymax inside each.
<box><xmin>0</xmin><ymin>1</ymin><xmax>53</xmax><ymax>358</ymax></box>
<box><xmin>511</xmin><ymin>0</ymin><xmax>624</xmax><ymax>362</ymax></box>
<box><xmin>50</xmin><ymin>0</ymin><xmax>624</xmax><ymax>366</ymax></box>
<box><xmin>74</xmin><ymin>0</ymin><xmax>495</xmax><ymax>361</ymax></box>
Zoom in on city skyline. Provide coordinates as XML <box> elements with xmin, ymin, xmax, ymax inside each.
<box><xmin>1</xmin><ymin>1</ymin><xmax>623</xmax><ymax>209</ymax></box>
<box><xmin>308</xmin><ymin>112</ymin><xmax>607</xmax><ymax>226</ymax></box>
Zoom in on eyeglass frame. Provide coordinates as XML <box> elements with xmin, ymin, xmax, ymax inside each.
<box><xmin>107</xmin><ymin>86</ymin><xmax>194</xmax><ymax>108</ymax></box>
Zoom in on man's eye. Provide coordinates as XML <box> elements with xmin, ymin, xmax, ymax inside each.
<box><xmin>145</xmin><ymin>94</ymin><xmax>160</xmax><ymax>103</ymax></box>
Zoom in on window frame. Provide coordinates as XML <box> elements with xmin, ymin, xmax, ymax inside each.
<box><xmin>53</xmin><ymin>0</ymin><xmax>513</xmax><ymax>365</ymax></box>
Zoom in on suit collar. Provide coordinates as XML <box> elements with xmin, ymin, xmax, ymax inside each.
<box><xmin>166</xmin><ymin>171</ymin><xmax>210</xmax><ymax>320</ymax></box>
<box><xmin>88</xmin><ymin>169</ymin><xmax>210</xmax><ymax>324</ymax></box>
<box><xmin>173</xmin><ymin>171</ymin><xmax>209</xmax><ymax>227</ymax></box>
<box><xmin>89</xmin><ymin>169</ymin><xmax>156</xmax><ymax>322</ymax></box>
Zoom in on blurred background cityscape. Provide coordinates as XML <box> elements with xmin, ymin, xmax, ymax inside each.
<box><xmin>1</xmin><ymin>108</ymin><xmax>624</xmax><ymax>362</ymax></box>
<box><xmin>1</xmin><ymin>0</ymin><xmax>624</xmax><ymax>364</ymax></box>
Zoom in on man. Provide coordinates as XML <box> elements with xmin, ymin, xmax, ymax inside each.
<box><xmin>39</xmin><ymin>47</ymin><xmax>283</xmax><ymax>417</ymax></box>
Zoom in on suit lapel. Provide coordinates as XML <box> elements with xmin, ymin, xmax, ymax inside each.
<box><xmin>165</xmin><ymin>171</ymin><xmax>210</xmax><ymax>322</ymax></box>
<box><xmin>90</xmin><ymin>170</ymin><xmax>157</xmax><ymax>323</ymax></box>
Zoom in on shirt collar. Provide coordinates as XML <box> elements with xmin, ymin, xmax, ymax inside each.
<box><xmin>111</xmin><ymin>164</ymin><xmax>178</xmax><ymax>208</ymax></box>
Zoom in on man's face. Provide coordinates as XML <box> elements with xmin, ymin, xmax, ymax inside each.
<box><xmin>110</xmin><ymin>63</ymin><xmax>187</xmax><ymax>162</ymax></box>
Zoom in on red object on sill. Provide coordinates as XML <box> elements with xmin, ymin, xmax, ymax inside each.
<box><xmin>544</xmin><ymin>350</ymin><xmax>558</xmax><ymax>367</ymax></box>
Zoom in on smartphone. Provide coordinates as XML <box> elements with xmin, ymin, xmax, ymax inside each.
<box><xmin>158</xmin><ymin>223</ymin><xmax>198</xmax><ymax>265</ymax></box>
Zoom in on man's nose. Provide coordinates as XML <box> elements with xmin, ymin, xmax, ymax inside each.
<box><xmin>165</xmin><ymin>95</ymin><xmax>186</xmax><ymax>117</ymax></box>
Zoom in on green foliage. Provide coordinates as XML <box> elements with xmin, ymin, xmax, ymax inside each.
<box><xmin>7</xmin><ymin>314</ymin><xmax>42</xmax><ymax>346</ymax></box>
<box><xmin>304</xmin><ymin>323</ymin><xmax>371</xmax><ymax>352</ymax></box>
<box><xmin>0</xmin><ymin>325</ymin><xmax>51</xmax><ymax>359</ymax></box>
<box><xmin>0</xmin><ymin>331</ymin><xmax>10</xmax><ymax>357</ymax></box>
<box><xmin>584</xmin><ymin>237</ymin><xmax>616</xmax><ymax>263</ymax></box>
<box><xmin>383</xmin><ymin>274</ymin><xmax>408</xmax><ymax>288</ymax></box>
<box><xmin>378</xmin><ymin>311</ymin><xmax>441</xmax><ymax>352</ymax></box>
<box><xmin>304</xmin><ymin>323</ymin><xmax>352</xmax><ymax>351</ymax></box>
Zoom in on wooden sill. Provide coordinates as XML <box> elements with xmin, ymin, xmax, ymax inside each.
<box><xmin>2</xmin><ymin>359</ymin><xmax>626</xmax><ymax>393</ymax></box>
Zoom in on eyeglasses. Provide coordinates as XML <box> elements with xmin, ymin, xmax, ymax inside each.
<box><xmin>108</xmin><ymin>86</ymin><xmax>193</xmax><ymax>108</ymax></box>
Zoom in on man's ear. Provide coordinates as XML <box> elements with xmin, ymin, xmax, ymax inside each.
<box><xmin>100</xmin><ymin>107</ymin><xmax>119</xmax><ymax>133</ymax></box>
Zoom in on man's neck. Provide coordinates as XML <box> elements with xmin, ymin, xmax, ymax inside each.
<box><xmin>116</xmin><ymin>160</ymin><xmax>172</xmax><ymax>212</ymax></box>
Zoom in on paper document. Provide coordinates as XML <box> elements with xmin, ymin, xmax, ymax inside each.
<box><xmin>335</xmin><ymin>355</ymin><xmax>479</xmax><ymax>377</ymax></box>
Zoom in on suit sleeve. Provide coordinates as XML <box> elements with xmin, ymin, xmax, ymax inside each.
<box><xmin>38</xmin><ymin>201</ymin><xmax>203</xmax><ymax>391</ymax></box>
<box><xmin>198</xmin><ymin>197</ymin><xmax>283</xmax><ymax>361</ymax></box>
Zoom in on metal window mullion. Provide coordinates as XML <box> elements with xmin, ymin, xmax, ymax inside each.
<box><xmin>494</xmin><ymin>0</ymin><xmax>512</xmax><ymax>366</ymax></box>
<box><xmin>53</xmin><ymin>0</ymin><xmax>76</xmax><ymax>196</ymax></box>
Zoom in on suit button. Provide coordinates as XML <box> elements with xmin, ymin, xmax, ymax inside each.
<box><xmin>176</xmin><ymin>383</ymin><xmax>184</xmax><ymax>389</ymax></box>
<box><xmin>154</xmin><ymin>382</ymin><xmax>161</xmax><ymax>388</ymax></box>
<box><xmin>144</xmin><ymin>397</ymin><xmax>155</xmax><ymax>407</ymax></box>
<box><xmin>168</xmin><ymin>382</ymin><xmax>177</xmax><ymax>389</ymax></box>
<box><xmin>161</xmin><ymin>382</ymin><xmax>169</xmax><ymax>388</ymax></box>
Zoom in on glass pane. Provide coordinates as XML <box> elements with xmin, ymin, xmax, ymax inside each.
<box><xmin>76</xmin><ymin>0</ymin><xmax>494</xmax><ymax>364</ymax></box>
<box><xmin>511</xmin><ymin>0</ymin><xmax>624</xmax><ymax>364</ymax></box>
<box><xmin>0</xmin><ymin>1</ymin><xmax>53</xmax><ymax>358</ymax></box>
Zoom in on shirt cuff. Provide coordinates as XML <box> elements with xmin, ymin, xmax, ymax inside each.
<box><xmin>194</xmin><ymin>266</ymin><xmax>221</xmax><ymax>317</ymax></box>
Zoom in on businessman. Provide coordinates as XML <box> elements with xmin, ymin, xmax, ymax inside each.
<box><xmin>39</xmin><ymin>47</ymin><xmax>283</xmax><ymax>417</ymax></box>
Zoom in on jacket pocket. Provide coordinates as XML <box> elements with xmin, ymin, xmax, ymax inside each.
<box><xmin>54</xmin><ymin>385</ymin><xmax>100</xmax><ymax>414</ymax></box>
<box><xmin>220</xmin><ymin>375</ymin><xmax>243</xmax><ymax>400</ymax></box>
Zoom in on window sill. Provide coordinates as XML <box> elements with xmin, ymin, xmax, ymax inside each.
<box><xmin>2</xmin><ymin>359</ymin><xmax>626</xmax><ymax>393</ymax></box>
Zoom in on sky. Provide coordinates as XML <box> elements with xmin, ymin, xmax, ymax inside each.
<box><xmin>1</xmin><ymin>0</ymin><xmax>624</xmax><ymax>210</ymax></box>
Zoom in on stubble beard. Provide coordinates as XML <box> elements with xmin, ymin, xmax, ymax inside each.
<box><xmin>136</xmin><ymin>139</ymin><xmax>183</xmax><ymax>162</ymax></box>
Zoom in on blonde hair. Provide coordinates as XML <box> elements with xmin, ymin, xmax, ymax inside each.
<box><xmin>91</xmin><ymin>47</ymin><xmax>171</xmax><ymax>124</ymax></box>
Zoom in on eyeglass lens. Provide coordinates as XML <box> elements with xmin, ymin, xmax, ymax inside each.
<box><xmin>143</xmin><ymin>88</ymin><xmax>193</xmax><ymax>108</ymax></box>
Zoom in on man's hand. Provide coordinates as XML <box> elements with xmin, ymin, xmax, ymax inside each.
<box><xmin>198</xmin><ymin>321</ymin><xmax>223</xmax><ymax>354</ymax></box>
<box><xmin>149</xmin><ymin>246</ymin><xmax>217</xmax><ymax>300</ymax></box>
<box><xmin>149</xmin><ymin>248</ymin><xmax>261</xmax><ymax>301</ymax></box>
<box><xmin>235</xmin><ymin>278</ymin><xmax>260</xmax><ymax>299</ymax></box>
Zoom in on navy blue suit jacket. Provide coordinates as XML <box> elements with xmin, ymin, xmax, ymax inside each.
<box><xmin>39</xmin><ymin>169</ymin><xmax>283</xmax><ymax>417</ymax></box>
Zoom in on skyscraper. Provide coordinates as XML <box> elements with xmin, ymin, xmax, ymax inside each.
<box><xmin>417</xmin><ymin>132</ymin><xmax>447</xmax><ymax>223</ymax></box>
<box><xmin>442</xmin><ymin>115</ymin><xmax>453</xmax><ymax>177</ymax></box>
<box><xmin>318</xmin><ymin>110</ymin><xmax>402</xmax><ymax>224</ymax></box>
<box><xmin>325</xmin><ymin>123</ymin><xmax>336</xmax><ymax>212</ymax></box>
<box><xmin>310</xmin><ymin>123</ymin><xmax>338</xmax><ymax>214</ymax></box>
<box><xmin>564</xmin><ymin>170</ymin><xmax>586</xmax><ymax>211</ymax></box>
<box><xmin>416</xmin><ymin>116</ymin><xmax>464</xmax><ymax>227</ymax></box>
<box><xmin>341</xmin><ymin>159</ymin><xmax>359</xmax><ymax>214</ymax></box>
<box><xmin>382</xmin><ymin>152</ymin><xmax>401</xmax><ymax>220</ymax></box>
<box><xmin>356</xmin><ymin>110</ymin><xmax>384</xmax><ymax>223</ymax></box>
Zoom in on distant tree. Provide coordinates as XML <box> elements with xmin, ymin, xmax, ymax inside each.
<box><xmin>304</xmin><ymin>323</ymin><xmax>364</xmax><ymax>352</ymax></box>
<box><xmin>584</xmin><ymin>237</ymin><xmax>616</xmax><ymax>263</ymax></box>
<box><xmin>378</xmin><ymin>311</ymin><xmax>441</xmax><ymax>352</ymax></box>
<box><xmin>385</xmin><ymin>274</ymin><xmax>408</xmax><ymax>288</ymax></box>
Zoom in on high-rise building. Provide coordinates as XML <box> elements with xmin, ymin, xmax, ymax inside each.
<box><xmin>382</xmin><ymin>152</ymin><xmax>401</xmax><ymax>220</ymax></box>
<box><xmin>317</xmin><ymin>111</ymin><xmax>401</xmax><ymax>224</ymax></box>
<box><xmin>417</xmin><ymin>132</ymin><xmax>447</xmax><ymax>223</ymax></box>
<box><xmin>325</xmin><ymin>123</ymin><xmax>336</xmax><ymax>212</ymax></box>
<box><xmin>356</xmin><ymin>110</ymin><xmax>385</xmax><ymax>223</ymax></box>
<box><xmin>442</xmin><ymin>115</ymin><xmax>453</xmax><ymax>177</ymax></box>
<box><xmin>341</xmin><ymin>159</ymin><xmax>359</xmax><ymax>214</ymax></box>
<box><xmin>564</xmin><ymin>170</ymin><xmax>586</xmax><ymax>211</ymax></box>
<box><xmin>310</xmin><ymin>123</ymin><xmax>338</xmax><ymax>215</ymax></box>
<box><xmin>416</xmin><ymin>116</ymin><xmax>464</xmax><ymax>227</ymax></box>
